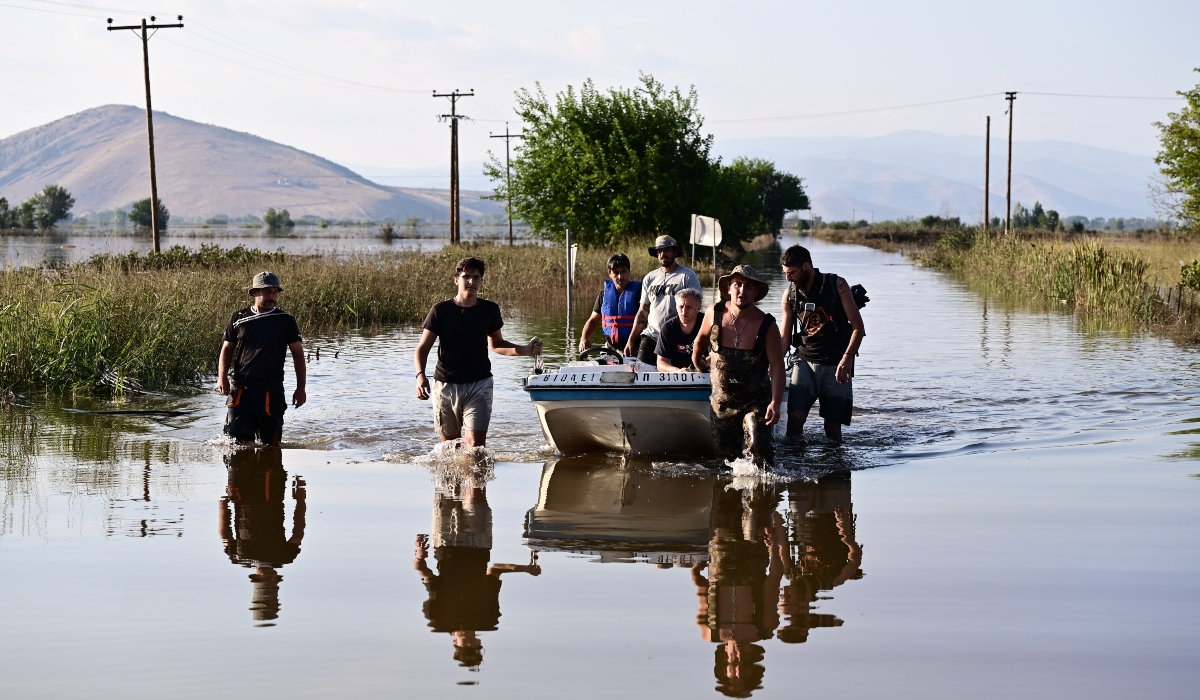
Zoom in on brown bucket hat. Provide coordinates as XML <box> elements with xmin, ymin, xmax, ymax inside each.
<box><xmin>247</xmin><ymin>271</ymin><xmax>284</xmax><ymax>295</ymax></box>
<box><xmin>718</xmin><ymin>264</ymin><xmax>770</xmax><ymax>303</ymax></box>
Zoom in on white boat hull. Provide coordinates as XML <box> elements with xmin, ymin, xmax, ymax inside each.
<box><xmin>525</xmin><ymin>367</ymin><xmax>716</xmax><ymax>456</ymax></box>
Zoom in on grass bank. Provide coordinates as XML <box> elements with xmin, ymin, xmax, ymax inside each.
<box><xmin>1</xmin><ymin>242</ymin><xmax>658</xmax><ymax>395</ymax></box>
<box><xmin>815</xmin><ymin>227</ymin><xmax>1200</xmax><ymax>341</ymax></box>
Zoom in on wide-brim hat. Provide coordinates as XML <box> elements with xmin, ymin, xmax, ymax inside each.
<box><xmin>247</xmin><ymin>271</ymin><xmax>284</xmax><ymax>295</ymax></box>
<box><xmin>648</xmin><ymin>235</ymin><xmax>682</xmax><ymax>257</ymax></box>
<box><xmin>718</xmin><ymin>264</ymin><xmax>770</xmax><ymax>303</ymax></box>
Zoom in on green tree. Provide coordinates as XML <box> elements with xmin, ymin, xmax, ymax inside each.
<box><xmin>263</xmin><ymin>207</ymin><xmax>295</xmax><ymax>231</ymax></box>
<box><xmin>129</xmin><ymin>198</ymin><xmax>170</xmax><ymax>232</ymax></box>
<box><xmin>15</xmin><ymin>199</ymin><xmax>37</xmax><ymax>230</ymax></box>
<box><xmin>0</xmin><ymin>197</ymin><xmax>10</xmax><ymax>229</ymax></box>
<box><xmin>1153</xmin><ymin>68</ymin><xmax>1200</xmax><ymax>227</ymax></box>
<box><xmin>487</xmin><ymin>73</ymin><xmax>714</xmax><ymax>245</ymax></box>
<box><xmin>705</xmin><ymin>157</ymin><xmax>808</xmax><ymax>242</ymax></box>
<box><xmin>32</xmin><ymin>184</ymin><xmax>75</xmax><ymax>230</ymax></box>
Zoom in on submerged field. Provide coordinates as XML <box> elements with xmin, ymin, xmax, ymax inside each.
<box><xmin>0</xmin><ymin>242</ymin><xmax>658</xmax><ymax>395</ymax></box>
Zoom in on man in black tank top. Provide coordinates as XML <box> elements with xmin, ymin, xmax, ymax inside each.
<box><xmin>778</xmin><ymin>246</ymin><xmax>865</xmax><ymax>443</ymax></box>
<box><xmin>693</xmin><ymin>265</ymin><xmax>786</xmax><ymax>466</ymax></box>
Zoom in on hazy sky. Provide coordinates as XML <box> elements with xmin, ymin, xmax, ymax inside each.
<box><xmin>2</xmin><ymin>0</ymin><xmax>1197</xmax><ymax>186</ymax></box>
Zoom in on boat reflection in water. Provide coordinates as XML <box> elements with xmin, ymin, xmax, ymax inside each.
<box><xmin>414</xmin><ymin>469</ymin><xmax>542</xmax><ymax>670</ymax></box>
<box><xmin>525</xmin><ymin>456</ymin><xmax>863</xmax><ymax>697</ymax></box>
<box><xmin>218</xmin><ymin>448</ymin><xmax>306</xmax><ymax>625</ymax></box>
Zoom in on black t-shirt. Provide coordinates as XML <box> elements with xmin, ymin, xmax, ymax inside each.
<box><xmin>423</xmin><ymin>546</ymin><xmax>502</xmax><ymax>632</ymax></box>
<box><xmin>422</xmin><ymin>299</ymin><xmax>504</xmax><ymax>384</ymax></box>
<box><xmin>593</xmin><ymin>292</ymin><xmax>604</xmax><ymax>314</ymax></box>
<box><xmin>222</xmin><ymin>307</ymin><xmax>302</xmax><ymax>389</ymax></box>
<box><xmin>655</xmin><ymin>316</ymin><xmax>700</xmax><ymax>369</ymax></box>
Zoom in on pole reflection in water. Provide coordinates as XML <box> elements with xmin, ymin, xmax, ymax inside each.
<box><xmin>218</xmin><ymin>448</ymin><xmax>306</xmax><ymax>625</ymax></box>
<box><xmin>524</xmin><ymin>456</ymin><xmax>863</xmax><ymax>698</ymax></box>
<box><xmin>414</xmin><ymin>467</ymin><xmax>541</xmax><ymax>670</ymax></box>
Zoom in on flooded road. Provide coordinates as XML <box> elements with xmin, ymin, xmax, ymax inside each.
<box><xmin>2</xmin><ymin>236</ymin><xmax>1198</xmax><ymax>698</ymax></box>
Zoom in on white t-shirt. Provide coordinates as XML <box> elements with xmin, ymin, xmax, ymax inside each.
<box><xmin>639</xmin><ymin>264</ymin><xmax>703</xmax><ymax>340</ymax></box>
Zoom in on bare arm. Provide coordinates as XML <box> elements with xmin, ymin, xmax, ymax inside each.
<box><xmin>835</xmin><ymin>278</ymin><xmax>866</xmax><ymax>384</ymax></box>
<box><xmin>413</xmin><ymin>329</ymin><xmax>437</xmax><ymax>400</ymax></box>
<box><xmin>657</xmin><ymin>355</ymin><xmax>684</xmax><ymax>372</ymax></box>
<box><xmin>216</xmin><ymin>341</ymin><xmax>235</xmax><ymax>395</ymax></box>
<box><xmin>779</xmin><ymin>293</ymin><xmax>795</xmax><ymax>356</ymax></box>
<box><xmin>487</xmin><ymin>563</ymin><xmax>542</xmax><ymax>577</ymax></box>
<box><xmin>488</xmin><ymin>330</ymin><xmax>543</xmax><ymax>357</ymax></box>
<box><xmin>764</xmin><ymin>319</ymin><xmax>785</xmax><ymax>426</ymax></box>
<box><xmin>413</xmin><ymin>534</ymin><xmax>434</xmax><ymax>584</ymax></box>
<box><xmin>288</xmin><ymin>477</ymin><xmax>306</xmax><ymax>545</ymax></box>
<box><xmin>218</xmin><ymin>496</ymin><xmax>232</xmax><ymax>543</ymax></box>
<box><xmin>691</xmin><ymin>305</ymin><xmax>715</xmax><ymax>372</ymax></box>
<box><xmin>289</xmin><ymin>340</ymin><xmax>306</xmax><ymax>407</ymax></box>
<box><xmin>579</xmin><ymin>311</ymin><xmax>603</xmax><ymax>354</ymax></box>
<box><xmin>624</xmin><ymin>303</ymin><xmax>651</xmax><ymax>357</ymax></box>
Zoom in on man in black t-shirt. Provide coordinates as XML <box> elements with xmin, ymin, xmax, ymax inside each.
<box><xmin>414</xmin><ymin>257</ymin><xmax>542</xmax><ymax>447</ymax></box>
<box><xmin>655</xmin><ymin>287</ymin><xmax>703</xmax><ymax>372</ymax></box>
<box><xmin>217</xmin><ymin>272</ymin><xmax>307</xmax><ymax>446</ymax></box>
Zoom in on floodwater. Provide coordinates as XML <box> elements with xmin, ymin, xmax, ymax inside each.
<box><xmin>2</xmin><ymin>235</ymin><xmax>1198</xmax><ymax>698</ymax></box>
<box><xmin>0</xmin><ymin>225</ymin><xmax>530</xmax><ymax>268</ymax></box>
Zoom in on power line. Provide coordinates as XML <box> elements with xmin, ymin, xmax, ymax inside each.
<box><xmin>711</xmin><ymin>93</ymin><xmax>1002</xmax><ymax>123</ymax></box>
<box><xmin>1022</xmin><ymin>91</ymin><xmax>1182</xmax><ymax>100</ymax></box>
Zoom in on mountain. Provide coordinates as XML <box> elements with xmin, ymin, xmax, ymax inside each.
<box><xmin>0</xmin><ymin>105</ymin><xmax>502</xmax><ymax>221</ymax></box>
<box><xmin>714</xmin><ymin>132</ymin><xmax>1158</xmax><ymax>221</ymax></box>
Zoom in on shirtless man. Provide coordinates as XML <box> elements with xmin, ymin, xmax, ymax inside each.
<box><xmin>693</xmin><ymin>265</ymin><xmax>786</xmax><ymax>465</ymax></box>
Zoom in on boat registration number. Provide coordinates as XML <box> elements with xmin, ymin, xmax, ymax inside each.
<box><xmin>526</xmin><ymin>372</ymin><xmax>709</xmax><ymax>386</ymax></box>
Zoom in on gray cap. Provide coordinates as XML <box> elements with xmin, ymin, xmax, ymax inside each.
<box><xmin>247</xmin><ymin>271</ymin><xmax>284</xmax><ymax>295</ymax></box>
<box><xmin>648</xmin><ymin>235</ymin><xmax>682</xmax><ymax>256</ymax></box>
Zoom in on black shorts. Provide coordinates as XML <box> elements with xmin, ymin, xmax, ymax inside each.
<box><xmin>636</xmin><ymin>336</ymin><xmax>658</xmax><ymax>365</ymax></box>
<box><xmin>224</xmin><ymin>385</ymin><xmax>286</xmax><ymax>446</ymax></box>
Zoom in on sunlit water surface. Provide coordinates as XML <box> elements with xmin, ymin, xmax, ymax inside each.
<box><xmin>2</xmin><ymin>236</ymin><xmax>1198</xmax><ymax>698</ymax></box>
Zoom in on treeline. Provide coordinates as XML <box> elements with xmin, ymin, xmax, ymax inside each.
<box><xmin>0</xmin><ymin>184</ymin><xmax>75</xmax><ymax>230</ymax></box>
<box><xmin>485</xmin><ymin>73</ymin><xmax>808</xmax><ymax>247</ymax></box>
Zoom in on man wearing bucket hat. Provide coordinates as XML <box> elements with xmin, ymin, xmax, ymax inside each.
<box><xmin>216</xmin><ymin>271</ymin><xmax>307</xmax><ymax>446</ymax></box>
<box><xmin>692</xmin><ymin>264</ymin><xmax>785</xmax><ymax>466</ymax></box>
<box><xmin>625</xmin><ymin>235</ymin><xmax>703</xmax><ymax>365</ymax></box>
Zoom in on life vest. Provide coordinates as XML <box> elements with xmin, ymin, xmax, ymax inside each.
<box><xmin>601</xmin><ymin>280</ymin><xmax>642</xmax><ymax>345</ymax></box>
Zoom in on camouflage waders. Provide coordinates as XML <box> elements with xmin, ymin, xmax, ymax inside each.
<box><xmin>708</xmin><ymin>302</ymin><xmax>776</xmax><ymax>464</ymax></box>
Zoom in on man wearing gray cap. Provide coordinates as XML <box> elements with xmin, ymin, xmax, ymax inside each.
<box><xmin>625</xmin><ymin>235</ymin><xmax>702</xmax><ymax>365</ymax></box>
<box><xmin>216</xmin><ymin>271</ymin><xmax>307</xmax><ymax>446</ymax></box>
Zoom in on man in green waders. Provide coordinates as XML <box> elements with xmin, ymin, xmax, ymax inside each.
<box><xmin>692</xmin><ymin>265</ymin><xmax>786</xmax><ymax>466</ymax></box>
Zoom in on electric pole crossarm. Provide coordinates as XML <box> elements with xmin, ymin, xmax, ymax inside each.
<box><xmin>107</xmin><ymin>23</ymin><xmax>183</xmax><ymax>30</ymax></box>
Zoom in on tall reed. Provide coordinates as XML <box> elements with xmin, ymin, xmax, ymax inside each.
<box><xmin>1</xmin><ymin>242</ymin><xmax>658</xmax><ymax>395</ymax></box>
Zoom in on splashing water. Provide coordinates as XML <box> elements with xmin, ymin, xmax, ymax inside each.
<box><xmin>410</xmin><ymin>439</ymin><xmax>497</xmax><ymax>495</ymax></box>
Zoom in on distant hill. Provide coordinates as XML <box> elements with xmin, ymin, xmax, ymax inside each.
<box><xmin>0</xmin><ymin>105</ymin><xmax>502</xmax><ymax>221</ymax></box>
<box><xmin>714</xmin><ymin>132</ymin><xmax>1158</xmax><ymax>221</ymax></box>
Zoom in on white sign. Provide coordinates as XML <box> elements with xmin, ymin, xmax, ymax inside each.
<box><xmin>527</xmin><ymin>371</ymin><xmax>711</xmax><ymax>386</ymax></box>
<box><xmin>690</xmin><ymin>215</ymin><xmax>722</xmax><ymax>247</ymax></box>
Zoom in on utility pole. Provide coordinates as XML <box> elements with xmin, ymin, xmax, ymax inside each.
<box><xmin>984</xmin><ymin>115</ymin><xmax>991</xmax><ymax>232</ymax></box>
<box><xmin>1005</xmin><ymin>92</ymin><xmax>1016</xmax><ymax>235</ymax></box>
<box><xmin>489</xmin><ymin>123</ymin><xmax>524</xmax><ymax>246</ymax></box>
<box><xmin>434</xmin><ymin>89</ymin><xmax>474</xmax><ymax>244</ymax></box>
<box><xmin>107</xmin><ymin>15</ymin><xmax>184</xmax><ymax>253</ymax></box>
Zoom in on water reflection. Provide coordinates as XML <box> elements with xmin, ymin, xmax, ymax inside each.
<box><xmin>219</xmin><ymin>448</ymin><xmax>306</xmax><ymax>625</ymax></box>
<box><xmin>523</xmin><ymin>456</ymin><xmax>863</xmax><ymax>697</ymax></box>
<box><xmin>414</xmin><ymin>469</ymin><xmax>541</xmax><ymax>669</ymax></box>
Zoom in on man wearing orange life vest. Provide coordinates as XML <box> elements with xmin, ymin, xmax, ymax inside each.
<box><xmin>578</xmin><ymin>254</ymin><xmax>643</xmax><ymax>357</ymax></box>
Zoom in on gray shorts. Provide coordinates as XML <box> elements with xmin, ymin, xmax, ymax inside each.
<box><xmin>432</xmin><ymin>377</ymin><xmax>494</xmax><ymax>437</ymax></box>
<box><xmin>788</xmin><ymin>361</ymin><xmax>853</xmax><ymax>426</ymax></box>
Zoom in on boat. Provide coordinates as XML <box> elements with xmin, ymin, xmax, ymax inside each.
<box><xmin>523</xmin><ymin>456</ymin><xmax>717</xmax><ymax>566</ymax></box>
<box><xmin>522</xmin><ymin>351</ymin><xmax>716</xmax><ymax>456</ymax></box>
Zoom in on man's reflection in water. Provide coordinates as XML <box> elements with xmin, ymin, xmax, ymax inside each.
<box><xmin>779</xmin><ymin>471</ymin><xmax>863</xmax><ymax>644</ymax></box>
<box><xmin>691</xmin><ymin>472</ymin><xmax>863</xmax><ymax>697</ymax></box>
<box><xmin>414</xmin><ymin>475</ymin><xmax>540</xmax><ymax>670</ymax></box>
<box><xmin>692</xmin><ymin>484</ymin><xmax>786</xmax><ymax>697</ymax></box>
<box><xmin>218</xmin><ymin>448</ymin><xmax>306</xmax><ymax>624</ymax></box>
